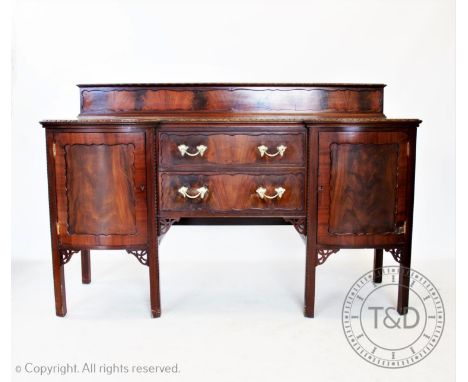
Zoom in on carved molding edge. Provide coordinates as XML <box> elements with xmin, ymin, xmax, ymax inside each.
<box><xmin>317</xmin><ymin>248</ymin><xmax>340</xmax><ymax>266</ymax></box>
<box><xmin>126</xmin><ymin>249</ymin><xmax>148</xmax><ymax>266</ymax></box>
<box><xmin>385</xmin><ymin>247</ymin><xmax>403</xmax><ymax>264</ymax></box>
<box><xmin>158</xmin><ymin>218</ymin><xmax>180</xmax><ymax>236</ymax></box>
<box><xmin>59</xmin><ymin>249</ymin><xmax>79</xmax><ymax>265</ymax></box>
<box><xmin>284</xmin><ymin>218</ymin><xmax>306</xmax><ymax>236</ymax></box>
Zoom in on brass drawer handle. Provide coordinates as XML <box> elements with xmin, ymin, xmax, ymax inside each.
<box><xmin>178</xmin><ymin>186</ymin><xmax>208</xmax><ymax>200</ymax></box>
<box><xmin>257</xmin><ymin>144</ymin><xmax>287</xmax><ymax>157</ymax></box>
<box><xmin>256</xmin><ymin>186</ymin><xmax>286</xmax><ymax>200</ymax></box>
<box><xmin>178</xmin><ymin>144</ymin><xmax>207</xmax><ymax>157</ymax></box>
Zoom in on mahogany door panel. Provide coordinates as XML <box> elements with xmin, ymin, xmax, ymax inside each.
<box><xmin>159</xmin><ymin>131</ymin><xmax>306</xmax><ymax>169</ymax></box>
<box><xmin>53</xmin><ymin>132</ymin><xmax>148</xmax><ymax>247</ymax></box>
<box><xmin>159</xmin><ymin>172</ymin><xmax>305</xmax><ymax>216</ymax></box>
<box><xmin>317</xmin><ymin>131</ymin><xmax>410</xmax><ymax>247</ymax></box>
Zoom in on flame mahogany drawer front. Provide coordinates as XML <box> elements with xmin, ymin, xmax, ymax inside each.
<box><xmin>159</xmin><ymin>131</ymin><xmax>306</xmax><ymax>169</ymax></box>
<box><xmin>159</xmin><ymin>172</ymin><xmax>305</xmax><ymax>215</ymax></box>
<box><xmin>42</xmin><ymin>83</ymin><xmax>421</xmax><ymax>319</ymax></box>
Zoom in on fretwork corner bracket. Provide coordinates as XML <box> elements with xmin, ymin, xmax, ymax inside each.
<box><xmin>126</xmin><ymin>249</ymin><xmax>148</xmax><ymax>266</ymax></box>
<box><xmin>158</xmin><ymin>218</ymin><xmax>180</xmax><ymax>236</ymax></box>
<box><xmin>385</xmin><ymin>247</ymin><xmax>404</xmax><ymax>264</ymax></box>
<box><xmin>316</xmin><ymin>248</ymin><xmax>340</xmax><ymax>265</ymax></box>
<box><xmin>59</xmin><ymin>249</ymin><xmax>80</xmax><ymax>265</ymax></box>
<box><xmin>284</xmin><ymin>218</ymin><xmax>307</xmax><ymax>237</ymax></box>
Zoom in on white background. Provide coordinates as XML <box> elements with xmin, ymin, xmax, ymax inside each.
<box><xmin>11</xmin><ymin>0</ymin><xmax>455</xmax><ymax>381</ymax></box>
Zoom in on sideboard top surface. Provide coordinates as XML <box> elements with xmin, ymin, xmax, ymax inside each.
<box><xmin>41</xmin><ymin>117</ymin><xmax>421</xmax><ymax>127</ymax></box>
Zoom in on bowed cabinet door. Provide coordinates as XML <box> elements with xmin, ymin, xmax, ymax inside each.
<box><xmin>317</xmin><ymin>130</ymin><xmax>414</xmax><ymax>247</ymax></box>
<box><xmin>52</xmin><ymin>131</ymin><xmax>148</xmax><ymax>248</ymax></box>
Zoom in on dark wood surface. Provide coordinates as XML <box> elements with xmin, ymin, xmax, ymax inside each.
<box><xmin>317</xmin><ymin>131</ymin><xmax>410</xmax><ymax>247</ymax></box>
<box><xmin>45</xmin><ymin>130</ymin><xmax>67</xmax><ymax>316</ymax></box>
<box><xmin>81</xmin><ymin>250</ymin><xmax>91</xmax><ymax>284</ymax></box>
<box><xmin>159</xmin><ymin>172</ymin><xmax>305</xmax><ymax>215</ymax></box>
<box><xmin>159</xmin><ymin>131</ymin><xmax>306</xmax><ymax>169</ymax></box>
<box><xmin>42</xmin><ymin>83</ymin><xmax>420</xmax><ymax>318</ymax></box>
<box><xmin>373</xmin><ymin>249</ymin><xmax>383</xmax><ymax>283</ymax></box>
<box><xmin>78</xmin><ymin>83</ymin><xmax>385</xmax><ymax>118</ymax></box>
<box><xmin>53</xmin><ymin>131</ymin><xmax>148</xmax><ymax>248</ymax></box>
<box><xmin>328</xmin><ymin>142</ymin><xmax>399</xmax><ymax>235</ymax></box>
<box><xmin>64</xmin><ymin>143</ymin><xmax>137</xmax><ymax>235</ymax></box>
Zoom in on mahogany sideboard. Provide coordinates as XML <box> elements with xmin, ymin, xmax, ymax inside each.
<box><xmin>41</xmin><ymin>83</ymin><xmax>421</xmax><ymax>318</ymax></box>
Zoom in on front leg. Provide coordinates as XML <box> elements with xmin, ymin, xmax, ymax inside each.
<box><xmin>148</xmin><ymin>244</ymin><xmax>161</xmax><ymax>318</ymax></box>
<box><xmin>385</xmin><ymin>247</ymin><xmax>410</xmax><ymax>315</ymax></box>
<box><xmin>397</xmin><ymin>247</ymin><xmax>411</xmax><ymax>315</ymax></box>
<box><xmin>52</xmin><ymin>247</ymin><xmax>67</xmax><ymax>316</ymax></box>
<box><xmin>304</xmin><ymin>242</ymin><xmax>316</xmax><ymax>318</ymax></box>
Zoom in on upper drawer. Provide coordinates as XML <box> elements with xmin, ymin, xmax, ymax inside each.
<box><xmin>159</xmin><ymin>131</ymin><xmax>306</xmax><ymax>168</ymax></box>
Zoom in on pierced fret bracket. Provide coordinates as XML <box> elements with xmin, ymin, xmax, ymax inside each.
<box><xmin>158</xmin><ymin>218</ymin><xmax>180</xmax><ymax>236</ymax></box>
<box><xmin>126</xmin><ymin>249</ymin><xmax>149</xmax><ymax>266</ymax></box>
<box><xmin>283</xmin><ymin>218</ymin><xmax>306</xmax><ymax>236</ymax></box>
<box><xmin>59</xmin><ymin>249</ymin><xmax>79</xmax><ymax>265</ymax></box>
<box><xmin>385</xmin><ymin>248</ymin><xmax>403</xmax><ymax>264</ymax></box>
<box><xmin>317</xmin><ymin>248</ymin><xmax>340</xmax><ymax>266</ymax></box>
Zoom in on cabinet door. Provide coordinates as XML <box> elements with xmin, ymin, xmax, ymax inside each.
<box><xmin>53</xmin><ymin>132</ymin><xmax>147</xmax><ymax>247</ymax></box>
<box><xmin>317</xmin><ymin>131</ymin><xmax>410</xmax><ymax>247</ymax></box>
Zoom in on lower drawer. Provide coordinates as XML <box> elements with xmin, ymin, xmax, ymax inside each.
<box><xmin>159</xmin><ymin>172</ymin><xmax>305</xmax><ymax>215</ymax></box>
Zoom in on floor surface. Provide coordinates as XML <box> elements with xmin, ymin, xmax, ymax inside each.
<box><xmin>12</xmin><ymin>226</ymin><xmax>455</xmax><ymax>381</ymax></box>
